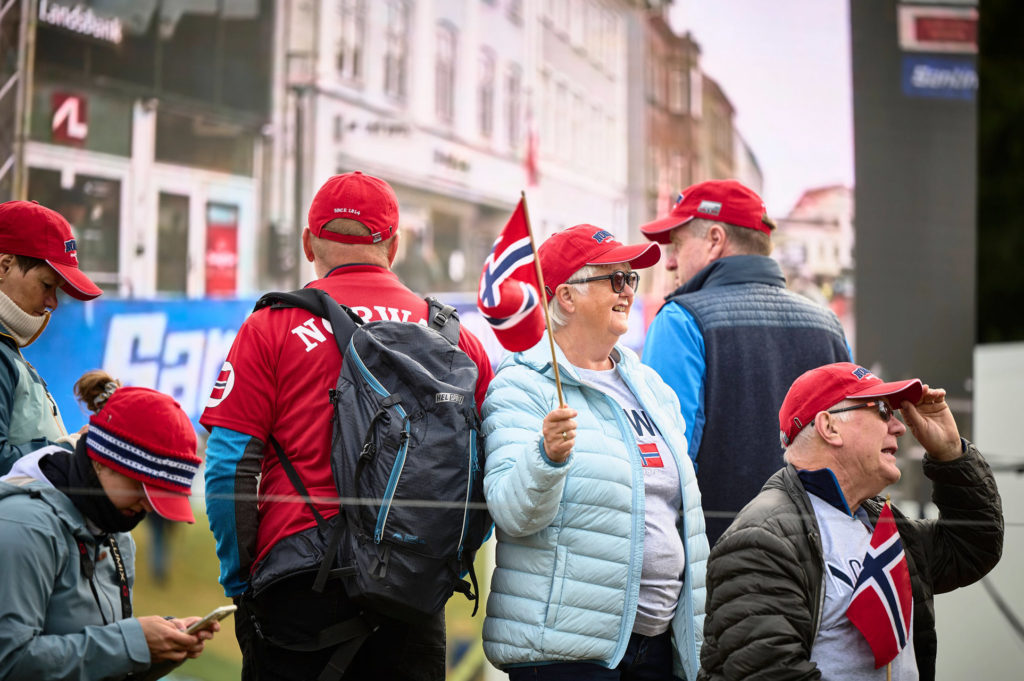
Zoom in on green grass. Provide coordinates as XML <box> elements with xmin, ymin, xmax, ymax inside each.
<box><xmin>130</xmin><ymin>512</ymin><xmax>242</xmax><ymax>679</ymax></box>
<box><xmin>129</xmin><ymin>512</ymin><xmax>491</xmax><ymax>680</ymax></box>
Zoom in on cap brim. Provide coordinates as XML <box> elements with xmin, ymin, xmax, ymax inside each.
<box><xmin>587</xmin><ymin>242</ymin><xmax>662</xmax><ymax>270</ymax></box>
<box><xmin>145</xmin><ymin>484</ymin><xmax>196</xmax><ymax>523</ymax></box>
<box><xmin>639</xmin><ymin>214</ymin><xmax>694</xmax><ymax>244</ymax></box>
<box><xmin>847</xmin><ymin>378</ymin><xmax>924</xmax><ymax>408</ymax></box>
<box><xmin>49</xmin><ymin>260</ymin><xmax>102</xmax><ymax>301</ymax></box>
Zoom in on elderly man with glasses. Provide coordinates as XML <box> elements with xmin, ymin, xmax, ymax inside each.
<box><xmin>698</xmin><ymin>362</ymin><xmax>1003</xmax><ymax>681</ymax></box>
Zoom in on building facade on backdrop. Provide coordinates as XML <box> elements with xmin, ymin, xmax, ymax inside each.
<box><xmin>12</xmin><ymin>0</ymin><xmax>273</xmax><ymax>299</ymax></box>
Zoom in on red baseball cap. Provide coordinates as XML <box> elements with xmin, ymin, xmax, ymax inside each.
<box><xmin>0</xmin><ymin>200</ymin><xmax>102</xmax><ymax>300</ymax></box>
<box><xmin>639</xmin><ymin>179</ymin><xmax>776</xmax><ymax>244</ymax></box>
<box><xmin>307</xmin><ymin>171</ymin><xmax>399</xmax><ymax>244</ymax></box>
<box><xmin>86</xmin><ymin>386</ymin><xmax>201</xmax><ymax>523</ymax></box>
<box><xmin>538</xmin><ymin>224</ymin><xmax>661</xmax><ymax>301</ymax></box>
<box><xmin>779</xmin><ymin>362</ymin><xmax>924</xmax><ymax>447</ymax></box>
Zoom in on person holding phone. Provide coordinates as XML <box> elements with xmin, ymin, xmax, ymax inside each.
<box><xmin>0</xmin><ymin>370</ymin><xmax>221</xmax><ymax>681</ymax></box>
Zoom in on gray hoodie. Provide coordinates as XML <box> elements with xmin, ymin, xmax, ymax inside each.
<box><xmin>0</xmin><ymin>448</ymin><xmax>150</xmax><ymax>681</ymax></box>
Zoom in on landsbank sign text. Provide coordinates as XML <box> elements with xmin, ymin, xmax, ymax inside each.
<box><xmin>39</xmin><ymin>0</ymin><xmax>123</xmax><ymax>45</ymax></box>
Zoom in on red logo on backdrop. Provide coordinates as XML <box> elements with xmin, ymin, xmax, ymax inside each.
<box><xmin>52</xmin><ymin>93</ymin><xmax>88</xmax><ymax>145</ymax></box>
<box><xmin>205</xmin><ymin>206</ymin><xmax>239</xmax><ymax>296</ymax></box>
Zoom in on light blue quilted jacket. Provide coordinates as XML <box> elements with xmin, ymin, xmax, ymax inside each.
<box><xmin>481</xmin><ymin>340</ymin><xmax>708</xmax><ymax>680</ymax></box>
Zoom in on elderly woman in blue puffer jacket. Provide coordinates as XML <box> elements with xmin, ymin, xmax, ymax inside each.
<box><xmin>481</xmin><ymin>224</ymin><xmax>709</xmax><ymax>681</ymax></box>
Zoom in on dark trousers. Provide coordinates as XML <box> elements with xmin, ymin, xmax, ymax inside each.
<box><xmin>234</xmin><ymin>572</ymin><xmax>446</xmax><ymax>681</ymax></box>
<box><xmin>506</xmin><ymin>631</ymin><xmax>679</xmax><ymax>681</ymax></box>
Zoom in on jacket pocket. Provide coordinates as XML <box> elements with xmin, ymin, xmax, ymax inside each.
<box><xmin>543</xmin><ymin>544</ymin><xmax>569</xmax><ymax>631</ymax></box>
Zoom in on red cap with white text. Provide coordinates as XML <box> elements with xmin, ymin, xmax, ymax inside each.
<box><xmin>778</xmin><ymin>362</ymin><xmax>924</xmax><ymax>447</ymax></box>
<box><xmin>307</xmin><ymin>172</ymin><xmax>399</xmax><ymax>245</ymax></box>
<box><xmin>639</xmin><ymin>179</ymin><xmax>776</xmax><ymax>244</ymax></box>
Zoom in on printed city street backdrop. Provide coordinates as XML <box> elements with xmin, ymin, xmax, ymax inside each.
<box><xmin>31</xmin><ymin>294</ymin><xmax>654</xmax><ymax>432</ymax></box>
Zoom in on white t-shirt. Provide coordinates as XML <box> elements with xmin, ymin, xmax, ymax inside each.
<box><xmin>808</xmin><ymin>492</ymin><xmax>918</xmax><ymax>681</ymax></box>
<box><xmin>577</xmin><ymin>363</ymin><xmax>684</xmax><ymax>636</ymax></box>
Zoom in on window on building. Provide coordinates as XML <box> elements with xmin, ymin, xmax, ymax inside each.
<box><xmin>555</xmin><ymin>82</ymin><xmax>569</xmax><ymax>157</ymax></box>
<box><xmin>571</xmin><ymin>93</ymin><xmax>584</xmax><ymax>166</ymax></box>
<box><xmin>479</xmin><ymin>48</ymin><xmax>496</xmax><ymax>139</ymax></box>
<box><xmin>337</xmin><ymin>0</ymin><xmax>366</xmax><ymax>82</ymax></box>
<box><xmin>669</xmin><ymin>67</ymin><xmax>687</xmax><ymax>114</ymax></box>
<box><xmin>506</xmin><ymin>63</ymin><xmax>523</xmax><ymax>149</ymax></box>
<box><xmin>157</xmin><ymin>192</ymin><xmax>190</xmax><ymax>295</ymax></box>
<box><xmin>28</xmin><ymin>168</ymin><xmax>122</xmax><ymax>289</ymax></box>
<box><xmin>690</xmin><ymin>67</ymin><xmax>703</xmax><ymax>119</ymax></box>
<box><xmin>384</xmin><ymin>0</ymin><xmax>411</xmax><ymax>100</ymax></box>
<box><xmin>507</xmin><ymin>0</ymin><xmax>523</xmax><ymax>24</ymax></box>
<box><xmin>435</xmin><ymin>22</ymin><xmax>457</xmax><ymax>124</ymax></box>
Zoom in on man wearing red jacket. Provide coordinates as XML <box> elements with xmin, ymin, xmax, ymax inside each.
<box><xmin>202</xmin><ymin>171</ymin><xmax>494</xmax><ymax>681</ymax></box>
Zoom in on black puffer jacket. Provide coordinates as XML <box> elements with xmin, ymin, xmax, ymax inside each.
<box><xmin>698</xmin><ymin>442</ymin><xmax>1003</xmax><ymax>681</ymax></box>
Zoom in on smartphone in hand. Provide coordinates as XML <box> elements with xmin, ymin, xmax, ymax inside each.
<box><xmin>185</xmin><ymin>605</ymin><xmax>237</xmax><ymax>634</ymax></box>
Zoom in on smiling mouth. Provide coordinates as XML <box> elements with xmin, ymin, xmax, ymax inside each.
<box><xmin>612</xmin><ymin>304</ymin><xmax>628</xmax><ymax>313</ymax></box>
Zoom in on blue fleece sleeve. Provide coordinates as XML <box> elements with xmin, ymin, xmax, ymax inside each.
<box><xmin>642</xmin><ymin>303</ymin><xmax>706</xmax><ymax>469</ymax></box>
<box><xmin>204</xmin><ymin>426</ymin><xmax>258</xmax><ymax>597</ymax></box>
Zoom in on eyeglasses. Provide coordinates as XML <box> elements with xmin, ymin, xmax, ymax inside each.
<box><xmin>565</xmin><ymin>270</ymin><xmax>639</xmax><ymax>293</ymax></box>
<box><xmin>826</xmin><ymin>400</ymin><xmax>894</xmax><ymax>422</ymax></box>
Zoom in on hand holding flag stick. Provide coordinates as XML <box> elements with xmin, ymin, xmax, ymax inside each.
<box><xmin>477</xmin><ymin>192</ymin><xmax>565</xmax><ymax>406</ymax></box>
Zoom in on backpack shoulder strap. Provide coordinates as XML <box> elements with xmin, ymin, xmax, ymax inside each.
<box><xmin>255</xmin><ymin>288</ymin><xmax>362</xmax><ymax>354</ymax></box>
<box><xmin>426</xmin><ymin>297</ymin><xmax>461</xmax><ymax>346</ymax></box>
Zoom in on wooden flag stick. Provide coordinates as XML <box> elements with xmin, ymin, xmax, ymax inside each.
<box><xmin>520</xmin><ymin>191</ymin><xmax>565</xmax><ymax>407</ymax></box>
<box><xmin>887</xmin><ymin>663</ymin><xmax>892</xmax><ymax>681</ymax></box>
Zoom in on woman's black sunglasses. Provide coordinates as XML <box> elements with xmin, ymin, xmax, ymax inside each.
<box><xmin>565</xmin><ymin>270</ymin><xmax>639</xmax><ymax>293</ymax></box>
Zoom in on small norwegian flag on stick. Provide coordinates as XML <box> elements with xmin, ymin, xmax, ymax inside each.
<box><xmin>477</xmin><ymin>193</ymin><xmax>564</xmax><ymax>405</ymax></box>
<box><xmin>846</xmin><ymin>499</ymin><xmax>913</xmax><ymax>671</ymax></box>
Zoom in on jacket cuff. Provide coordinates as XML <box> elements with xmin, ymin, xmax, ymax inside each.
<box><xmin>538</xmin><ymin>436</ymin><xmax>571</xmax><ymax>467</ymax></box>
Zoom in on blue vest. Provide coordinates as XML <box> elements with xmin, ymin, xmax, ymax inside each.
<box><xmin>668</xmin><ymin>256</ymin><xmax>849</xmax><ymax>543</ymax></box>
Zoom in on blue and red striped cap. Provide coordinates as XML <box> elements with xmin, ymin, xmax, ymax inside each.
<box><xmin>86</xmin><ymin>386</ymin><xmax>200</xmax><ymax>523</ymax></box>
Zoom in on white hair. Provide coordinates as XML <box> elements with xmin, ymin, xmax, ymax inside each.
<box><xmin>547</xmin><ymin>264</ymin><xmax>602</xmax><ymax>331</ymax></box>
<box><xmin>781</xmin><ymin>400</ymin><xmax>852</xmax><ymax>464</ymax></box>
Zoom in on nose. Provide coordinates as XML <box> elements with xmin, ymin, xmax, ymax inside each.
<box><xmin>665</xmin><ymin>248</ymin><xmax>678</xmax><ymax>271</ymax></box>
<box><xmin>890</xmin><ymin>412</ymin><xmax>907</xmax><ymax>436</ymax></box>
<box><xmin>46</xmin><ymin>291</ymin><xmax>59</xmax><ymax>311</ymax></box>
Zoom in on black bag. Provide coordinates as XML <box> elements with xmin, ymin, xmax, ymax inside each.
<box><xmin>254</xmin><ymin>288</ymin><xmax>490</xmax><ymax>624</ymax></box>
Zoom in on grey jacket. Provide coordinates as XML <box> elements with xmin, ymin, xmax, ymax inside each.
<box><xmin>0</xmin><ymin>325</ymin><xmax>67</xmax><ymax>474</ymax></box>
<box><xmin>699</xmin><ymin>442</ymin><xmax>1003</xmax><ymax>681</ymax></box>
<box><xmin>0</xmin><ymin>449</ymin><xmax>151</xmax><ymax>681</ymax></box>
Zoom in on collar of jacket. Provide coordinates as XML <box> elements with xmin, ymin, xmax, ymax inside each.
<box><xmin>797</xmin><ymin>468</ymin><xmax>854</xmax><ymax>516</ymax></box>
<box><xmin>504</xmin><ymin>336</ymin><xmax>637</xmax><ymax>386</ymax></box>
<box><xmin>666</xmin><ymin>254</ymin><xmax>786</xmax><ymax>300</ymax></box>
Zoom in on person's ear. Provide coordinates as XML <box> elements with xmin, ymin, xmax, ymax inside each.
<box><xmin>707</xmin><ymin>223</ymin><xmax>728</xmax><ymax>259</ymax></box>
<box><xmin>556</xmin><ymin>284</ymin><xmax>575</xmax><ymax>315</ymax></box>
<box><xmin>301</xmin><ymin>228</ymin><xmax>314</xmax><ymax>263</ymax></box>
<box><xmin>386</xmin><ymin>231</ymin><xmax>400</xmax><ymax>267</ymax></box>
<box><xmin>0</xmin><ymin>253</ymin><xmax>14</xmax><ymax>279</ymax></box>
<box><xmin>814</xmin><ymin>410</ymin><xmax>843</xmax><ymax>447</ymax></box>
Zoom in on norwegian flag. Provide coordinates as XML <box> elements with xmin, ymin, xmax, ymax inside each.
<box><xmin>477</xmin><ymin>198</ymin><xmax>545</xmax><ymax>351</ymax></box>
<box><xmin>638</xmin><ymin>443</ymin><xmax>664</xmax><ymax>468</ymax></box>
<box><xmin>846</xmin><ymin>501</ymin><xmax>913</xmax><ymax>669</ymax></box>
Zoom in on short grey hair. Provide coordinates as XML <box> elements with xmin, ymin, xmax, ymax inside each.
<box><xmin>547</xmin><ymin>264</ymin><xmax>602</xmax><ymax>331</ymax></box>
<box><xmin>684</xmin><ymin>217</ymin><xmax>773</xmax><ymax>256</ymax></box>
<box><xmin>781</xmin><ymin>400</ymin><xmax>851</xmax><ymax>464</ymax></box>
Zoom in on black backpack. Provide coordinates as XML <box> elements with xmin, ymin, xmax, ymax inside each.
<box><xmin>254</xmin><ymin>288</ymin><xmax>491</xmax><ymax>626</ymax></box>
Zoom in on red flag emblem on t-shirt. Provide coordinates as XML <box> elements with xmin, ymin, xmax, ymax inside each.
<box><xmin>638</xmin><ymin>443</ymin><xmax>663</xmax><ymax>468</ymax></box>
<box><xmin>846</xmin><ymin>500</ymin><xmax>913</xmax><ymax>668</ymax></box>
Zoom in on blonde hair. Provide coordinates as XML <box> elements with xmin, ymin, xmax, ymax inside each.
<box><xmin>74</xmin><ymin>370</ymin><xmax>122</xmax><ymax>414</ymax></box>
